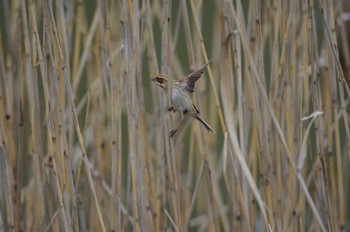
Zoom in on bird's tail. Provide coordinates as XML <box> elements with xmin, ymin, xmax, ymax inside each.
<box><xmin>193</xmin><ymin>114</ymin><xmax>215</xmax><ymax>133</ymax></box>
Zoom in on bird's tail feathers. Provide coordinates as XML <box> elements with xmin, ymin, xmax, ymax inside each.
<box><xmin>194</xmin><ymin>114</ymin><xmax>215</xmax><ymax>133</ymax></box>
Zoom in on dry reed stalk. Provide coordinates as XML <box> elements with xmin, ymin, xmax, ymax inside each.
<box><xmin>1</xmin><ymin>0</ymin><xmax>350</xmax><ymax>231</ymax></box>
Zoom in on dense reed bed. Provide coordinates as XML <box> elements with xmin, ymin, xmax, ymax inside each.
<box><xmin>1</xmin><ymin>0</ymin><xmax>350</xmax><ymax>231</ymax></box>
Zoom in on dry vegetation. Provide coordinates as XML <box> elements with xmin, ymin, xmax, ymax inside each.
<box><xmin>1</xmin><ymin>0</ymin><xmax>350</xmax><ymax>231</ymax></box>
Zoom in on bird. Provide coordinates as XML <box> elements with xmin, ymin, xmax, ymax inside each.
<box><xmin>151</xmin><ymin>63</ymin><xmax>215</xmax><ymax>137</ymax></box>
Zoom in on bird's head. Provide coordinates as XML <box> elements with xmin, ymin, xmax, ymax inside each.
<box><xmin>151</xmin><ymin>74</ymin><xmax>169</xmax><ymax>89</ymax></box>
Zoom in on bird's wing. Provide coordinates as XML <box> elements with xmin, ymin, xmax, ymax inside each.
<box><xmin>179</xmin><ymin>62</ymin><xmax>209</xmax><ymax>92</ymax></box>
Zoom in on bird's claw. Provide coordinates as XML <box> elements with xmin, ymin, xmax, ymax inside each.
<box><xmin>169</xmin><ymin>129</ymin><xmax>177</xmax><ymax>138</ymax></box>
<box><xmin>168</xmin><ymin>106</ymin><xmax>176</xmax><ymax>112</ymax></box>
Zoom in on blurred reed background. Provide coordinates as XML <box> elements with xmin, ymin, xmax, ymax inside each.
<box><xmin>1</xmin><ymin>0</ymin><xmax>350</xmax><ymax>231</ymax></box>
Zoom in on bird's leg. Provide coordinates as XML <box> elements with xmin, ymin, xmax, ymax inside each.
<box><xmin>168</xmin><ymin>106</ymin><xmax>176</xmax><ymax>112</ymax></box>
<box><xmin>169</xmin><ymin>114</ymin><xmax>184</xmax><ymax>137</ymax></box>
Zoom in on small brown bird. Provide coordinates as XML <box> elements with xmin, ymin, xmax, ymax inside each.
<box><xmin>152</xmin><ymin>63</ymin><xmax>215</xmax><ymax>137</ymax></box>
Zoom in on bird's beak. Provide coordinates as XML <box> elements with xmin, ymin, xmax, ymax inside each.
<box><xmin>151</xmin><ymin>77</ymin><xmax>157</xmax><ymax>82</ymax></box>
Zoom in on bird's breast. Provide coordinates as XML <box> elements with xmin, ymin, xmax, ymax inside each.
<box><xmin>172</xmin><ymin>89</ymin><xmax>193</xmax><ymax>113</ymax></box>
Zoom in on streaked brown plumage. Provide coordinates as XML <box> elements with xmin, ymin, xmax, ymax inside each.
<box><xmin>152</xmin><ymin>63</ymin><xmax>215</xmax><ymax>137</ymax></box>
